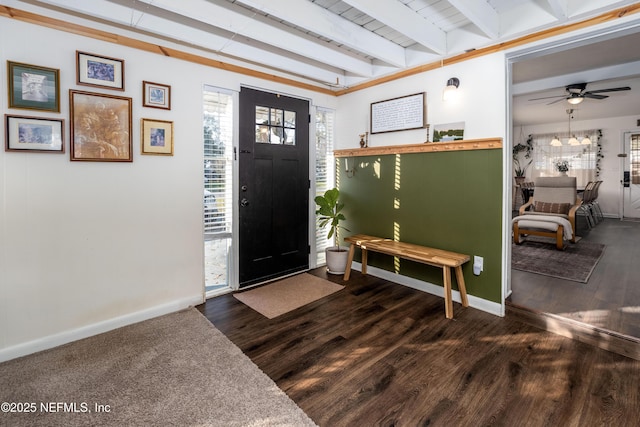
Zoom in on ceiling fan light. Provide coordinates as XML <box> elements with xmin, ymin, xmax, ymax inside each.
<box><xmin>567</xmin><ymin>96</ymin><xmax>584</xmax><ymax>105</ymax></box>
<box><xmin>550</xmin><ymin>136</ymin><xmax>562</xmax><ymax>146</ymax></box>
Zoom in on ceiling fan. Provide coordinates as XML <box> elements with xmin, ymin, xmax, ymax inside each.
<box><xmin>528</xmin><ymin>82</ymin><xmax>631</xmax><ymax>105</ymax></box>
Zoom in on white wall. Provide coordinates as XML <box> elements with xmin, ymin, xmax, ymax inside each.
<box><xmin>0</xmin><ymin>17</ymin><xmax>336</xmax><ymax>361</ymax></box>
<box><xmin>521</xmin><ymin>115</ymin><xmax>640</xmax><ymax>216</ymax></box>
<box><xmin>336</xmin><ymin>54</ymin><xmax>507</xmax><ymax>149</ymax></box>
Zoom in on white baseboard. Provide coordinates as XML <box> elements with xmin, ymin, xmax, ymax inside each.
<box><xmin>0</xmin><ymin>295</ymin><xmax>203</xmax><ymax>363</ymax></box>
<box><xmin>351</xmin><ymin>262</ymin><xmax>504</xmax><ymax>317</ymax></box>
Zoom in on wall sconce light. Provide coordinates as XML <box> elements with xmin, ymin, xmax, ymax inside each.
<box><xmin>344</xmin><ymin>157</ymin><xmax>356</xmax><ymax>178</ymax></box>
<box><xmin>442</xmin><ymin>77</ymin><xmax>460</xmax><ymax>101</ymax></box>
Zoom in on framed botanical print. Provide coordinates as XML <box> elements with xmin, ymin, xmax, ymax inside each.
<box><xmin>5</xmin><ymin>114</ymin><xmax>64</xmax><ymax>153</ymax></box>
<box><xmin>142</xmin><ymin>81</ymin><xmax>171</xmax><ymax>110</ymax></box>
<box><xmin>76</xmin><ymin>51</ymin><xmax>125</xmax><ymax>90</ymax></box>
<box><xmin>141</xmin><ymin>118</ymin><xmax>173</xmax><ymax>155</ymax></box>
<box><xmin>7</xmin><ymin>61</ymin><xmax>60</xmax><ymax>112</ymax></box>
<box><xmin>69</xmin><ymin>90</ymin><xmax>132</xmax><ymax>162</ymax></box>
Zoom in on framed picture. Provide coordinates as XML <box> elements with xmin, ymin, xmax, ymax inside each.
<box><xmin>370</xmin><ymin>92</ymin><xmax>426</xmax><ymax>134</ymax></box>
<box><xmin>432</xmin><ymin>122</ymin><xmax>465</xmax><ymax>142</ymax></box>
<box><xmin>141</xmin><ymin>118</ymin><xmax>174</xmax><ymax>156</ymax></box>
<box><xmin>7</xmin><ymin>61</ymin><xmax>60</xmax><ymax>112</ymax></box>
<box><xmin>5</xmin><ymin>114</ymin><xmax>64</xmax><ymax>153</ymax></box>
<box><xmin>76</xmin><ymin>51</ymin><xmax>124</xmax><ymax>90</ymax></box>
<box><xmin>70</xmin><ymin>90</ymin><xmax>132</xmax><ymax>162</ymax></box>
<box><xmin>142</xmin><ymin>81</ymin><xmax>171</xmax><ymax>110</ymax></box>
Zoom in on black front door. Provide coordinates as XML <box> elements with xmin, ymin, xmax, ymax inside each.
<box><xmin>238</xmin><ymin>87</ymin><xmax>309</xmax><ymax>287</ymax></box>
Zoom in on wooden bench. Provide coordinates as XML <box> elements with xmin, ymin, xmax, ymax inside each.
<box><xmin>343</xmin><ymin>234</ymin><xmax>470</xmax><ymax>319</ymax></box>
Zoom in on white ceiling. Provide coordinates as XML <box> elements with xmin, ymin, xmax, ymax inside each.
<box><xmin>512</xmin><ymin>29</ymin><xmax>640</xmax><ymax>125</ymax></box>
<box><xmin>12</xmin><ymin>0</ymin><xmax>640</xmax><ymax>126</ymax></box>
<box><xmin>17</xmin><ymin>0</ymin><xmax>640</xmax><ymax>92</ymax></box>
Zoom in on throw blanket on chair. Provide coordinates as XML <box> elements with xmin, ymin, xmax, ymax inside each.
<box><xmin>512</xmin><ymin>214</ymin><xmax>573</xmax><ymax>240</ymax></box>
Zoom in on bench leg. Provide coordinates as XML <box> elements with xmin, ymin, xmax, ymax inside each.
<box><xmin>556</xmin><ymin>225</ymin><xmax>564</xmax><ymax>250</ymax></box>
<box><xmin>443</xmin><ymin>266</ymin><xmax>453</xmax><ymax>319</ymax></box>
<box><xmin>361</xmin><ymin>248</ymin><xmax>368</xmax><ymax>275</ymax></box>
<box><xmin>343</xmin><ymin>243</ymin><xmax>356</xmax><ymax>280</ymax></box>
<box><xmin>455</xmin><ymin>266</ymin><xmax>468</xmax><ymax>308</ymax></box>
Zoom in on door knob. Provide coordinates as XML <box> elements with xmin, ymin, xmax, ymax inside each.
<box><xmin>240</xmin><ymin>198</ymin><xmax>250</xmax><ymax>207</ymax></box>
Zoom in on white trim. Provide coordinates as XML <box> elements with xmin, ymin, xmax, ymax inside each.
<box><xmin>350</xmin><ymin>262</ymin><xmax>504</xmax><ymax>317</ymax></box>
<box><xmin>0</xmin><ymin>295</ymin><xmax>202</xmax><ymax>363</ymax></box>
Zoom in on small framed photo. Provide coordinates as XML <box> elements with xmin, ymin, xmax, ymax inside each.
<box><xmin>143</xmin><ymin>81</ymin><xmax>171</xmax><ymax>110</ymax></box>
<box><xmin>141</xmin><ymin>118</ymin><xmax>173</xmax><ymax>156</ymax></box>
<box><xmin>76</xmin><ymin>51</ymin><xmax>124</xmax><ymax>91</ymax></box>
<box><xmin>7</xmin><ymin>61</ymin><xmax>60</xmax><ymax>112</ymax></box>
<box><xmin>70</xmin><ymin>90</ymin><xmax>132</xmax><ymax>162</ymax></box>
<box><xmin>5</xmin><ymin>114</ymin><xmax>64</xmax><ymax>153</ymax></box>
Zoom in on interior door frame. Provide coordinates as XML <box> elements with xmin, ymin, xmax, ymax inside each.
<box><xmin>619</xmin><ymin>129</ymin><xmax>640</xmax><ymax>219</ymax></box>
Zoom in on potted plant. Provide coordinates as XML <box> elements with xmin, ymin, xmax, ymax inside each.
<box><xmin>315</xmin><ymin>188</ymin><xmax>350</xmax><ymax>274</ymax></box>
<box><xmin>555</xmin><ymin>159</ymin><xmax>569</xmax><ymax>176</ymax></box>
<box><xmin>513</xmin><ymin>133</ymin><xmax>533</xmax><ymax>185</ymax></box>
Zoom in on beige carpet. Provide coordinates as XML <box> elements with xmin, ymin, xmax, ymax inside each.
<box><xmin>234</xmin><ymin>273</ymin><xmax>344</xmax><ymax>319</ymax></box>
<box><xmin>0</xmin><ymin>308</ymin><xmax>316</xmax><ymax>427</ymax></box>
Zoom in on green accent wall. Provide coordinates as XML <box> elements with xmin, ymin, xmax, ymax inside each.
<box><xmin>337</xmin><ymin>148</ymin><xmax>503</xmax><ymax>303</ymax></box>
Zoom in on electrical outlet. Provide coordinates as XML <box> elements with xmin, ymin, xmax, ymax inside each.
<box><xmin>473</xmin><ymin>256</ymin><xmax>484</xmax><ymax>276</ymax></box>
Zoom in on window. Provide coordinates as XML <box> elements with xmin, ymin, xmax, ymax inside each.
<box><xmin>255</xmin><ymin>106</ymin><xmax>296</xmax><ymax>145</ymax></box>
<box><xmin>529</xmin><ymin>131</ymin><xmax>601</xmax><ymax>188</ymax></box>
<box><xmin>315</xmin><ymin>107</ymin><xmax>335</xmax><ymax>265</ymax></box>
<box><xmin>631</xmin><ymin>134</ymin><xmax>640</xmax><ymax>184</ymax></box>
<box><xmin>203</xmin><ymin>86</ymin><xmax>234</xmax><ymax>294</ymax></box>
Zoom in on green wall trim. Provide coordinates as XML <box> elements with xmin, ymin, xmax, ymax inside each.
<box><xmin>337</xmin><ymin>148</ymin><xmax>503</xmax><ymax>303</ymax></box>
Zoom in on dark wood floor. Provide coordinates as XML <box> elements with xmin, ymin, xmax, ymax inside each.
<box><xmin>509</xmin><ymin>217</ymin><xmax>640</xmax><ymax>340</ymax></box>
<box><xmin>197</xmin><ymin>269</ymin><xmax>640</xmax><ymax>426</ymax></box>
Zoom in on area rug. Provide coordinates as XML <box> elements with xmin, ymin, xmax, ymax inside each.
<box><xmin>512</xmin><ymin>237</ymin><xmax>605</xmax><ymax>283</ymax></box>
<box><xmin>0</xmin><ymin>308</ymin><xmax>316</xmax><ymax>427</ymax></box>
<box><xmin>234</xmin><ymin>273</ymin><xmax>344</xmax><ymax>319</ymax></box>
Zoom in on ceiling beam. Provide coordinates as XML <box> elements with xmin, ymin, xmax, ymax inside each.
<box><xmin>29</xmin><ymin>0</ymin><xmax>347</xmax><ymax>85</ymax></box>
<box><xmin>339</xmin><ymin>0</ymin><xmax>446</xmax><ymax>54</ymax></box>
<box><xmin>125</xmin><ymin>0</ymin><xmax>373</xmax><ymax>78</ymax></box>
<box><xmin>447</xmin><ymin>0</ymin><xmax>500</xmax><ymax>39</ymax></box>
<box><xmin>543</xmin><ymin>0</ymin><xmax>569</xmax><ymax>20</ymax></box>
<box><xmin>233</xmin><ymin>0</ymin><xmax>407</xmax><ymax>68</ymax></box>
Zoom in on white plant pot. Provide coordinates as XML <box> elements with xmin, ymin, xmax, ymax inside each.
<box><xmin>325</xmin><ymin>246</ymin><xmax>349</xmax><ymax>274</ymax></box>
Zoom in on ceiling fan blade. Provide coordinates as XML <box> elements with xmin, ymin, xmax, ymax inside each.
<box><xmin>528</xmin><ymin>95</ymin><xmax>565</xmax><ymax>101</ymax></box>
<box><xmin>546</xmin><ymin>97</ymin><xmax>567</xmax><ymax>105</ymax></box>
<box><xmin>585</xmin><ymin>86</ymin><xmax>631</xmax><ymax>94</ymax></box>
<box><xmin>583</xmin><ymin>93</ymin><xmax>608</xmax><ymax>100</ymax></box>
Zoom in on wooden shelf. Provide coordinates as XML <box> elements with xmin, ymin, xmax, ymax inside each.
<box><xmin>334</xmin><ymin>137</ymin><xmax>502</xmax><ymax>157</ymax></box>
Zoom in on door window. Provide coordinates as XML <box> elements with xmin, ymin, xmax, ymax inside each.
<box><xmin>255</xmin><ymin>105</ymin><xmax>296</xmax><ymax>145</ymax></box>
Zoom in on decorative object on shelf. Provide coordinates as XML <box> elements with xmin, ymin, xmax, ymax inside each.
<box><xmin>432</xmin><ymin>122</ymin><xmax>464</xmax><ymax>142</ymax></box>
<box><xmin>555</xmin><ymin>159</ymin><xmax>569</xmax><ymax>175</ymax></box>
<box><xmin>141</xmin><ymin>118</ymin><xmax>174</xmax><ymax>156</ymax></box>
<box><xmin>70</xmin><ymin>90</ymin><xmax>132</xmax><ymax>162</ymax></box>
<box><xmin>359</xmin><ymin>131</ymin><xmax>368</xmax><ymax>148</ymax></box>
<box><xmin>142</xmin><ymin>81</ymin><xmax>171</xmax><ymax>110</ymax></box>
<box><xmin>314</xmin><ymin>188</ymin><xmax>350</xmax><ymax>274</ymax></box>
<box><xmin>371</xmin><ymin>92</ymin><xmax>426</xmax><ymax>134</ymax></box>
<box><xmin>442</xmin><ymin>77</ymin><xmax>460</xmax><ymax>101</ymax></box>
<box><xmin>5</xmin><ymin>114</ymin><xmax>64</xmax><ymax>153</ymax></box>
<box><xmin>7</xmin><ymin>61</ymin><xmax>60</xmax><ymax>112</ymax></box>
<box><xmin>76</xmin><ymin>51</ymin><xmax>125</xmax><ymax>91</ymax></box>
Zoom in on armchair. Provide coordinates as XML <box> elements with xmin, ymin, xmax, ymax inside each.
<box><xmin>513</xmin><ymin>176</ymin><xmax>582</xmax><ymax>249</ymax></box>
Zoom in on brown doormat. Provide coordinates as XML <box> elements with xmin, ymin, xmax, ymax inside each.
<box><xmin>234</xmin><ymin>273</ymin><xmax>344</xmax><ymax>318</ymax></box>
<box><xmin>512</xmin><ymin>238</ymin><xmax>605</xmax><ymax>283</ymax></box>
